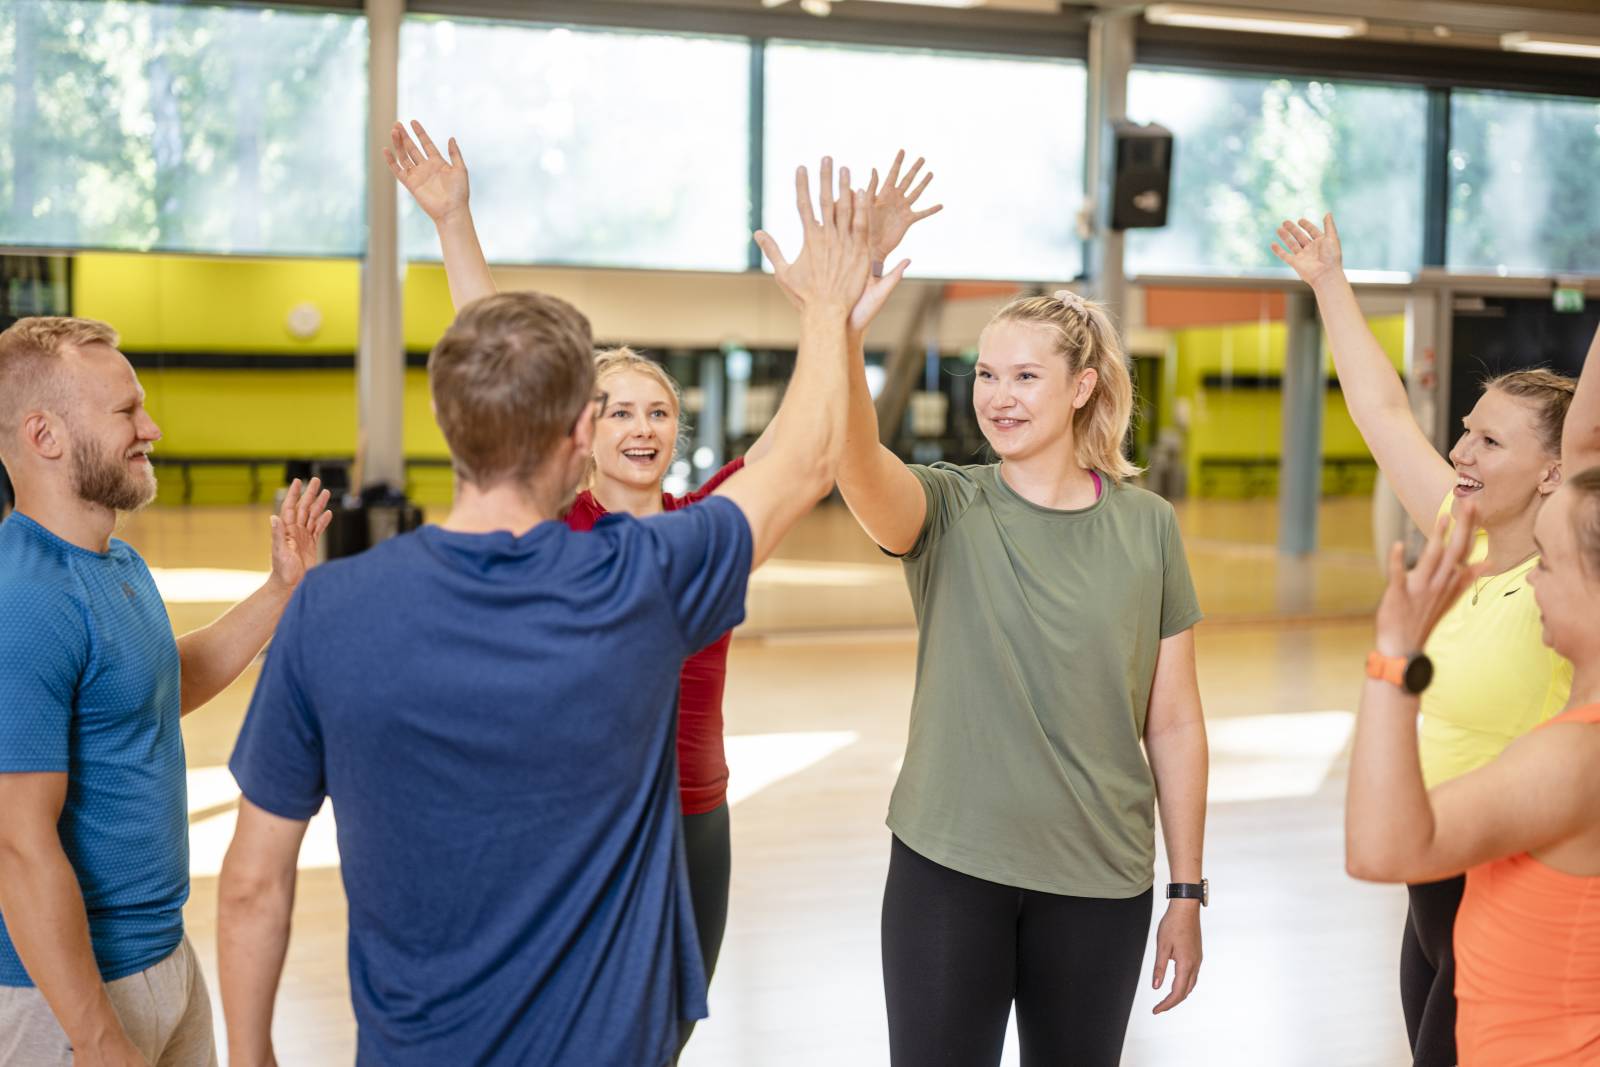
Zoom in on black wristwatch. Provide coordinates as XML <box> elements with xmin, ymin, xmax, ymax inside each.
<box><xmin>1167</xmin><ymin>879</ymin><xmax>1208</xmax><ymax>906</ymax></box>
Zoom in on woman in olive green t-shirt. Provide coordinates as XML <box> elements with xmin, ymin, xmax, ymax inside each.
<box><xmin>1276</xmin><ymin>215</ymin><xmax>1585</xmax><ymax>1067</ymax></box>
<box><xmin>836</xmin><ymin>290</ymin><xmax>1210</xmax><ymax>1066</ymax></box>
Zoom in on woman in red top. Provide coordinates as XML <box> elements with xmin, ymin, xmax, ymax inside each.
<box><xmin>387</xmin><ymin>118</ymin><xmax>932</xmax><ymax>1054</ymax></box>
<box><xmin>1347</xmin><ymin>326</ymin><xmax>1600</xmax><ymax>1065</ymax></box>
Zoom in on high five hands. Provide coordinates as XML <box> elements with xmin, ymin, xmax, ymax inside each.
<box><xmin>867</xmin><ymin>150</ymin><xmax>943</xmax><ymax>268</ymax></box>
<box><xmin>755</xmin><ymin>158</ymin><xmax>875</xmax><ymax>321</ymax></box>
<box><xmin>267</xmin><ymin>477</ymin><xmax>333</xmax><ymax>593</ymax></box>
<box><xmin>756</xmin><ymin>150</ymin><xmax>942</xmax><ymax>332</ymax></box>
<box><xmin>384</xmin><ymin>120</ymin><xmax>469</xmax><ymax>223</ymax></box>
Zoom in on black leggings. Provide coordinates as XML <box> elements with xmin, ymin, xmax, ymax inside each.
<box><xmin>677</xmin><ymin>802</ymin><xmax>731</xmax><ymax>1057</ymax></box>
<box><xmin>881</xmin><ymin>836</ymin><xmax>1152</xmax><ymax>1067</ymax></box>
<box><xmin>1400</xmin><ymin>875</ymin><xmax>1466</xmax><ymax>1067</ymax></box>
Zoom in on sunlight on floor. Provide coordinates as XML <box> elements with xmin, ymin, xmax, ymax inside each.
<box><xmin>187</xmin><ymin>729</ymin><xmax>862</xmax><ymax>877</ymax></box>
<box><xmin>1207</xmin><ymin>710</ymin><xmax>1354</xmax><ymax>803</ymax></box>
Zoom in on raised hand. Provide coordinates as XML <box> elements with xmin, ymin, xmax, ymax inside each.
<box><xmin>268</xmin><ymin>477</ymin><xmax>334</xmax><ymax>593</ymax></box>
<box><xmin>1375</xmin><ymin>502</ymin><xmax>1485</xmax><ymax>656</ymax></box>
<box><xmin>1271</xmin><ymin>213</ymin><xmax>1343</xmax><ymax>287</ymax></box>
<box><xmin>753</xmin><ymin>158</ymin><xmax>872</xmax><ymax>318</ymax></box>
<box><xmin>384</xmin><ymin>120</ymin><xmax>469</xmax><ymax>223</ymax></box>
<box><xmin>868</xmin><ymin>150</ymin><xmax>943</xmax><ymax>263</ymax></box>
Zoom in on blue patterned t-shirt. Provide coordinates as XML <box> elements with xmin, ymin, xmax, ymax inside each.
<box><xmin>0</xmin><ymin>512</ymin><xmax>188</xmax><ymax>985</ymax></box>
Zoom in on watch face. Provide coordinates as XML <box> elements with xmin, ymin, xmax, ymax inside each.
<box><xmin>1201</xmin><ymin>878</ymin><xmax>1210</xmax><ymax>907</ymax></box>
<box><xmin>1404</xmin><ymin>654</ymin><xmax>1434</xmax><ymax>694</ymax></box>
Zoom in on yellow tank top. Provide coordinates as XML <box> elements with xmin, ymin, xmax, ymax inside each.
<box><xmin>1418</xmin><ymin>494</ymin><xmax>1573</xmax><ymax>788</ymax></box>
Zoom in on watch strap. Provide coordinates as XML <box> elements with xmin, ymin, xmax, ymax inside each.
<box><xmin>1366</xmin><ymin>651</ymin><xmax>1408</xmax><ymax>688</ymax></box>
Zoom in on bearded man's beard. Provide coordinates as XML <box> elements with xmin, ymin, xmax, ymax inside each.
<box><xmin>71</xmin><ymin>439</ymin><xmax>157</xmax><ymax>512</ymax></box>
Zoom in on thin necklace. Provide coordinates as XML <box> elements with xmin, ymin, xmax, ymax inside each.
<box><xmin>1472</xmin><ymin>549</ymin><xmax>1538</xmax><ymax>606</ymax></box>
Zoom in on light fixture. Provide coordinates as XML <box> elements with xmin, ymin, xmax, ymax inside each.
<box><xmin>1144</xmin><ymin>3</ymin><xmax>1367</xmax><ymax>39</ymax></box>
<box><xmin>1501</xmin><ymin>31</ymin><xmax>1600</xmax><ymax>60</ymax></box>
<box><xmin>761</xmin><ymin>0</ymin><xmax>832</xmax><ymax>13</ymax></box>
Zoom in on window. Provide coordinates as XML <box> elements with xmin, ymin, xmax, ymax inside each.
<box><xmin>762</xmin><ymin>41</ymin><xmax>1086</xmax><ymax>282</ymax></box>
<box><xmin>1447</xmin><ymin>89</ymin><xmax>1600</xmax><ymax>275</ymax></box>
<box><xmin>400</xmin><ymin>19</ymin><xmax>751</xmax><ymax>270</ymax></box>
<box><xmin>1126</xmin><ymin>69</ymin><xmax>1427</xmax><ymax>276</ymax></box>
<box><xmin>0</xmin><ymin>0</ymin><xmax>367</xmax><ymax>256</ymax></box>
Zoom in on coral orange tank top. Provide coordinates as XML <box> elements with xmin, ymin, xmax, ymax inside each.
<box><xmin>1455</xmin><ymin>703</ymin><xmax>1600</xmax><ymax>1066</ymax></box>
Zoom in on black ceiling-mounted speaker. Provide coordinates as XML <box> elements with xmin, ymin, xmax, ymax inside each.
<box><xmin>1110</xmin><ymin>121</ymin><xmax>1173</xmax><ymax>230</ymax></box>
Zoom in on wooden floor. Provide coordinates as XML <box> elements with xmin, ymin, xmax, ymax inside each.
<box><xmin>117</xmin><ymin>497</ymin><xmax>1411</xmax><ymax>1066</ymax></box>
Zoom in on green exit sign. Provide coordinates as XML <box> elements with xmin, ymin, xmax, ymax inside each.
<box><xmin>1554</xmin><ymin>277</ymin><xmax>1586</xmax><ymax>313</ymax></box>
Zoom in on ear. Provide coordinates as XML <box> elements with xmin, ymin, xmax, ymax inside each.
<box><xmin>569</xmin><ymin>400</ymin><xmax>597</xmax><ymax>456</ymax></box>
<box><xmin>21</xmin><ymin>410</ymin><xmax>67</xmax><ymax>461</ymax></box>
<box><xmin>1539</xmin><ymin>461</ymin><xmax>1563</xmax><ymax>496</ymax></box>
<box><xmin>1072</xmin><ymin>366</ymin><xmax>1099</xmax><ymax>412</ymax></box>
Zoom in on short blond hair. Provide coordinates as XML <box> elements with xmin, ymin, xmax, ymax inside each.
<box><xmin>0</xmin><ymin>316</ymin><xmax>120</xmax><ymax>441</ymax></box>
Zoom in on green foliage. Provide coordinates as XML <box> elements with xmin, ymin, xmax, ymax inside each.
<box><xmin>1448</xmin><ymin>90</ymin><xmax>1600</xmax><ymax>274</ymax></box>
<box><xmin>399</xmin><ymin>19</ymin><xmax>751</xmax><ymax>269</ymax></box>
<box><xmin>1127</xmin><ymin>70</ymin><xmax>1428</xmax><ymax>274</ymax></box>
<box><xmin>0</xmin><ymin>0</ymin><xmax>366</xmax><ymax>255</ymax></box>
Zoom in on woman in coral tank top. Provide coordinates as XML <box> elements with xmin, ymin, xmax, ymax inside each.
<box><xmin>1345</xmin><ymin>328</ymin><xmax>1600</xmax><ymax>1065</ymax></box>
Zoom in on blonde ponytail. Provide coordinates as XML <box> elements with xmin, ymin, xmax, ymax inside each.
<box><xmin>985</xmin><ymin>292</ymin><xmax>1141</xmax><ymax>483</ymax></box>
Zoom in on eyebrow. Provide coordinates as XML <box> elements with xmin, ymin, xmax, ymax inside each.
<box><xmin>975</xmin><ymin>362</ymin><xmax>1047</xmax><ymax>372</ymax></box>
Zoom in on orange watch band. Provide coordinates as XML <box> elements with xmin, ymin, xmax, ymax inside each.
<box><xmin>1366</xmin><ymin>651</ymin><xmax>1408</xmax><ymax>687</ymax></box>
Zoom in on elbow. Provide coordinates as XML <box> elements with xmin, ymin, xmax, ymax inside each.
<box><xmin>797</xmin><ymin>438</ymin><xmax>842</xmax><ymax>505</ymax></box>
<box><xmin>1344</xmin><ymin>838</ymin><xmax>1410</xmax><ymax>884</ymax></box>
<box><xmin>218</xmin><ymin>854</ymin><xmax>292</xmax><ymax>922</ymax></box>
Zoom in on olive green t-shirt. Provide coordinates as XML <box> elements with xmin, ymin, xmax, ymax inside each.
<box><xmin>887</xmin><ymin>462</ymin><xmax>1203</xmax><ymax>898</ymax></box>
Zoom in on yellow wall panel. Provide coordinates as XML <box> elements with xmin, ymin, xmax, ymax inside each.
<box><xmin>74</xmin><ymin>253</ymin><xmax>361</xmax><ymax>353</ymax></box>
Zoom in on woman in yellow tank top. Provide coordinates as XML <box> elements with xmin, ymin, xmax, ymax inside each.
<box><xmin>1276</xmin><ymin>216</ymin><xmax>1585</xmax><ymax>1066</ymax></box>
<box><xmin>1346</xmin><ymin>460</ymin><xmax>1600</xmax><ymax>1066</ymax></box>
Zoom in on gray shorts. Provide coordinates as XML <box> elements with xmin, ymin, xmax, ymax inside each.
<box><xmin>0</xmin><ymin>936</ymin><xmax>217</xmax><ymax>1067</ymax></box>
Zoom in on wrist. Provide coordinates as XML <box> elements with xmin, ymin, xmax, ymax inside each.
<box><xmin>69</xmin><ymin>1020</ymin><xmax>133</xmax><ymax>1056</ymax></box>
<box><xmin>262</xmin><ymin>572</ymin><xmax>297</xmax><ymax>601</ymax></box>
<box><xmin>432</xmin><ymin>206</ymin><xmax>474</xmax><ymax>231</ymax></box>
<box><xmin>799</xmin><ymin>302</ymin><xmax>852</xmax><ymax>326</ymax></box>
<box><xmin>1307</xmin><ymin>269</ymin><xmax>1349</xmax><ymax>295</ymax></box>
<box><xmin>1373</xmin><ymin>633</ymin><xmax>1411</xmax><ymax>658</ymax></box>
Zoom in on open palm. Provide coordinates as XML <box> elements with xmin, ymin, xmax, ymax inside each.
<box><xmin>754</xmin><ymin>162</ymin><xmax>910</xmax><ymax>335</ymax></box>
<box><xmin>1271</xmin><ymin>213</ymin><xmax>1343</xmax><ymax>286</ymax></box>
<box><xmin>868</xmin><ymin>150</ymin><xmax>942</xmax><ymax>262</ymax></box>
<box><xmin>384</xmin><ymin>120</ymin><xmax>469</xmax><ymax>222</ymax></box>
<box><xmin>269</xmin><ymin>477</ymin><xmax>333</xmax><ymax>592</ymax></box>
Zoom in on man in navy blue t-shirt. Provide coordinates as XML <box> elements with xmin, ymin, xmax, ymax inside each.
<box><xmin>218</xmin><ymin>149</ymin><xmax>902</xmax><ymax>1066</ymax></box>
<box><xmin>0</xmin><ymin>316</ymin><xmax>331</xmax><ymax>1067</ymax></box>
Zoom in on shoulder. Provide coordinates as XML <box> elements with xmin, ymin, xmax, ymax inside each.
<box><xmin>912</xmin><ymin>461</ymin><xmax>991</xmax><ymax>500</ymax></box>
<box><xmin>1105</xmin><ymin>482</ymin><xmax>1181</xmax><ymax>527</ymax></box>
<box><xmin>0</xmin><ymin>574</ymin><xmax>90</xmax><ymax>664</ymax></box>
<box><xmin>639</xmin><ymin>496</ymin><xmax>748</xmax><ymax>538</ymax></box>
<box><xmin>295</xmin><ymin>530</ymin><xmax>424</xmax><ymax>600</ymax></box>
<box><xmin>920</xmin><ymin>461</ymin><xmax>991</xmax><ymax>484</ymax></box>
<box><xmin>1502</xmin><ymin>721</ymin><xmax>1600</xmax><ymax>796</ymax></box>
<box><xmin>563</xmin><ymin>491</ymin><xmax>606</xmax><ymax>531</ymax></box>
<box><xmin>673</xmin><ymin>457</ymin><xmax>747</xmax><ymax>508</ymax></box>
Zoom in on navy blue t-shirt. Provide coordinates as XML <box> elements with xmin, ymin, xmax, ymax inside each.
<box><xmin>0</xmin><ymin>513</ymin><xmax>188</xmax><ymax>986</ymax></box>
<box><xmin>230</xmin><ymin>498</ymin><xmax>752</xmax><ymax>1067</ymax></box>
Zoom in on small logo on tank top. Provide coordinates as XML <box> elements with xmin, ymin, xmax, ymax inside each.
<box><xmin>122</xmin><ymin>582</ymin><xmax>135</xmax><ymax>601</ymax></box>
